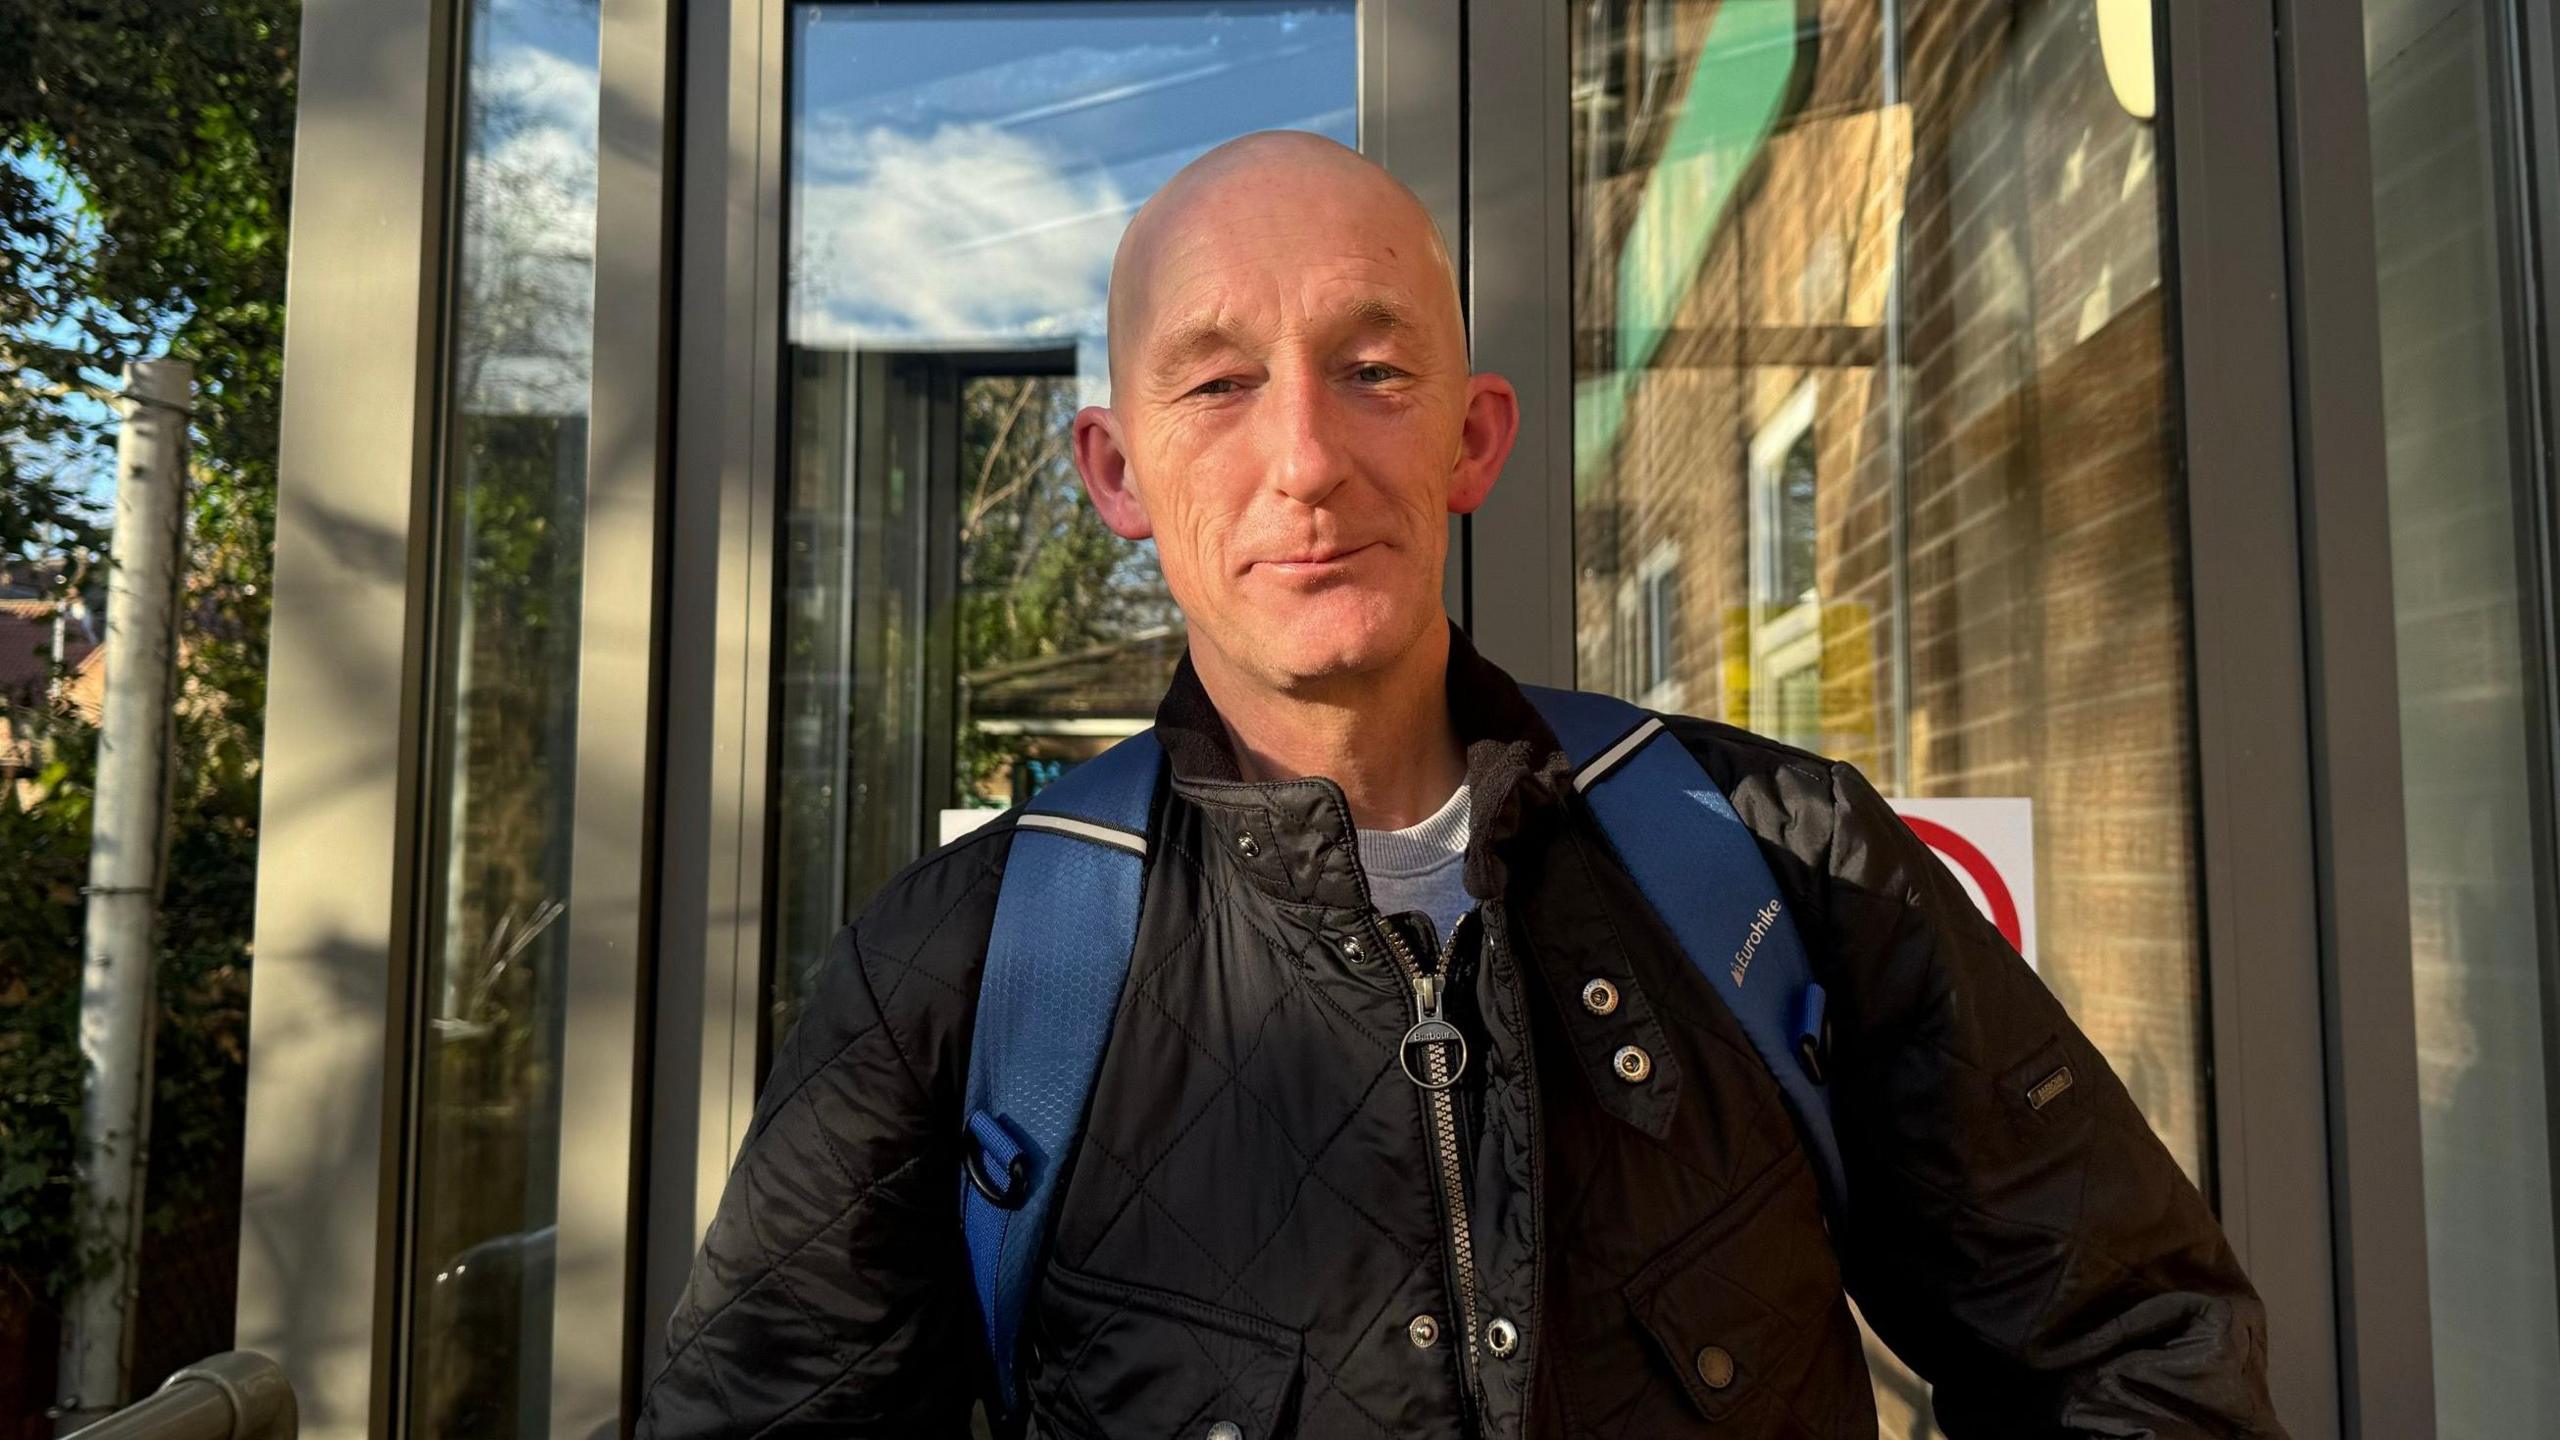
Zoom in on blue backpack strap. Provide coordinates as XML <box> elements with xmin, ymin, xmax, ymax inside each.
<box><xmin>1520</xmin><ymin>685</ymin><xmax>1847</xmax><ymax>1223</ymax></box>
<box><xmin>959</xmin><ymin>729</ymin><xmax>1163</xmax><ymax>1411</ymax></box>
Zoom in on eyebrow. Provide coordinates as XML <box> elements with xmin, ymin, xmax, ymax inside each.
<box><xmin>1144</xmin><ymin>296</ymin><xmax>1424</xmax><ymax>386</ymax></box>
<box><xmin>1345</xmin><ymin>297</ymin><xmax>1418</xmax><ymax>335</ymax></box>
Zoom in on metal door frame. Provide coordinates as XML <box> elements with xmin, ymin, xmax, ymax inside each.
<box><xmin>243</xmin><ymin>0</ymin><xmax>680</xmax><ymax>1434</ymax></box>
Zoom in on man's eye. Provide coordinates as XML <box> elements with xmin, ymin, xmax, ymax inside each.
<box><xmin>1352</xmin><ymin>362</ymin><xmax>1402</xmax><ymax>384</ymax></box>
<box><xmin>1190</xmin><ymin>377</ymin><xmax>1240</xmax><ymax>397</ymax></box>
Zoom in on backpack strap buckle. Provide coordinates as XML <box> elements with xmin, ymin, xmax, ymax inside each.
<box><xmin>964</xmin><ymin>1111</ymin><xmax>1031</xmax><ymax>1210</ymax></box>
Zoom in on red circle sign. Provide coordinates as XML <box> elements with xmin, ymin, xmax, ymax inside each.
<box><xmin>1897</xmin><ymin>815</ymin><xmax>2025</xmax><ymax>953</ymax></box>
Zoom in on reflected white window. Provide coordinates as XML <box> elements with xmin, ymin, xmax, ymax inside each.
<box><xmin>1747</xmin><ymin>380</ymin><xmax>1818</xmax><ymax>749</ymax></box>
<box><xmin>1614</xmin><ymin>540</ymin><xmax>1684</xmax><ymax>711</ymax></box>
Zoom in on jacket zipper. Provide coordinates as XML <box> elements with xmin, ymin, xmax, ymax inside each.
<box><xmin>1375</xmin><ymin>904</ymin><xmax>1486</xmax><ymax>1415</ymax></box>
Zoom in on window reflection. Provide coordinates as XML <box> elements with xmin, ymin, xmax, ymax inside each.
<box><xmin>771</xmin><ymin>2</ymin><xmax>1356</xmax><ymax>1045</ymax></box>
<box><xmin>1571</xmin><ymin>5</ymin><xmax>2196</xmax><ymax>1431</ymax></box>
<box><xmin>409</xmin><ymin>0</ymin><xmax>600</xmax><ymax>1431</ymax></box>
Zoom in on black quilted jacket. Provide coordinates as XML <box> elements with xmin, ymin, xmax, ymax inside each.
<box><xmin>638</xmin><ymin>620</ymin><xmax>2286</xmax><ymax>1439</ymax></box>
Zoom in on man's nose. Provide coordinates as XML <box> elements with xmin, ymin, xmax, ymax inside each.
<box><xmin>1259</xmin><ymin>364</ymin><xmax>1354</xmax><ymax>508</ymax></box>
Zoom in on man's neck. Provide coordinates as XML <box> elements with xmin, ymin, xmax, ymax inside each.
<box><xmin>1189</xmin><ymin>620</ymin><xmax>1468</xmax><ymax>832</ymax></box>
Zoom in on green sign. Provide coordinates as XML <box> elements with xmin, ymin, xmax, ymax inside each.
<box><xmin>1577</xmin><ymin>0</ymin><xmax>1805</xmax><ymax>483</ymax></box>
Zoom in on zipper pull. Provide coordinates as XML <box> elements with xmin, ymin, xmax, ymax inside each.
<box><xmin>1400</xmin><ymin>968</ymin><xmax>1469</xmax><ymax>1089</ymax></box>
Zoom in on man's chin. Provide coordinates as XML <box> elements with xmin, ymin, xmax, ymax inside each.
<box><xmin>1233</xmin><ymin>596</ymin><xmax>1435</xmax><ymax>691</ymax></box>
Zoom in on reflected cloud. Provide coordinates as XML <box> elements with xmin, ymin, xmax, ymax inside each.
<box><xmin>788</xmin><ymin>5</ymin><xmax>1356</xmax><ymax>352</ymax></box>
<box><xmin>802</xmin><ymin>40</ymin><xmax>1226</xmax><ymax>141</ymax></box>
<box><xmin>457</xmin><ymin>41</ymin><xmax>601</xmax><ymax>418</ymax></box>
<box><xmin>792</xmin><ymin>122</ymin><xmax>1127</xmax><ymax>349</ymax></box>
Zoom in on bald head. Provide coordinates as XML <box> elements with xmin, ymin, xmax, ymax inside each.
<box><xmin>1105</xmin><ymin>131</ymin><xmax>1462</xmax><ymax>394</ymax></box>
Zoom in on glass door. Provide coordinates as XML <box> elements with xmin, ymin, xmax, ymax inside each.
<box><xmin>1545</xmin><ymin>2</ymin><xmax>2203</xmax><ymax>1433</ymax></box>
<box><xmin>651</xmin><ymin>2</ymin><xmax>1457</xmax><ymax>1388</ymax></box>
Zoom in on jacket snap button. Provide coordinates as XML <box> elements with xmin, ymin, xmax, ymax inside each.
<box><xmin>1234</xmin><ymin>831</ymin><xmax>1259</xmax><ymax>858</ymax></box>
<box><xmin>1580</xmin><ymin>977</ymin><xmax>1620</xmax><ymax>1015</ymax></box>
<box><xmin>1695</xmin><ymin>1344</ymin><xmax>1735</xmax><ymax>1389</ymax></box>
<box><xmin>1406</xmin><ymin>1314</ymin><xmax>1440</xmax><ymax>1348</ymax></box>
<box><xmin>1339</xmin><ymin>935</ymin><xmax>1367</xmax><ymax>965</ymax></box>
<box><xmin>1612</xmin><ymin>1044</ymin><xmax>1653</xmax><ymax>1082</ymax></box>
<box><xmin>1486</xmin><ymin>1316</ymin><xmax>1519</xmax><ymax>1357</ymax></box>
<box><xmin>1206</xmin><ymin>1423</ymin><xmax>1244</xmax><ymax>1440</ymax></box>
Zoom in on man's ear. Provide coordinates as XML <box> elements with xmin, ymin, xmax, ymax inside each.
<box><xmin>1448</xmin><ymin>371</ymin><xmax>1519</xmax><ymax>515</ymax></box>
<box><xmin>1073</xmin><ymin>405</ymin><xmax>1153</xmax><ymax>540</ymax></box>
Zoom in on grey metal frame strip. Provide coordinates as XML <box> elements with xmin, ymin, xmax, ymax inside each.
<box><xmin>236</xmin><ymin>0</ymin><xmax>458</xmax><ymax>1433</ymax></box>
<box><xmin>2160</xmin><ymin>2</ymin><xmax>2349</xmax><ymax>1430</ymax></box>
<box><xmin>1361</xmin><ymin>0</ymin><xmax>1469</xmax><ymax>628</ymax></box>
<box><xmin>1460</xmin><ymin>0</ymin><xmax>1573</xmax><ymax>686</ymax></box>
<box><xmin>643</xmin><ymin>0</ymin><xmax>785</xmax><ymax>1394</ymax></box>
<box><xmin>552</xmin><ymin>0</ymin><xmax>685</xmax><ymax>1427</ymax></box>
<box><xmin>2266</xmin><ymin>3</ymin><xmax>2438</xmax><ymax>1435</ymax></box>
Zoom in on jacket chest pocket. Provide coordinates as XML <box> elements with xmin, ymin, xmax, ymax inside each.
<box><xmin>1611</xmin><ymin>1148</ymin><xmax>1871</xmax><ymax>1433</ymax></box>
<box><xmin>1026</xmin><ymin>1261</ymin><xmax>1306</xmax><ymax>1440</ymax></box>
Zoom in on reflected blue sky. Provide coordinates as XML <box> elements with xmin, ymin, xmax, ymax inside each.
<box><xmin>791</xmin><ymin>2</ymin><xmax>1355</xmax><ymax>352</ymax></box>
<box><xmin>479</xmin><ymin>0</ymin><xmax>597</xmax><ymax>68</ymax></box>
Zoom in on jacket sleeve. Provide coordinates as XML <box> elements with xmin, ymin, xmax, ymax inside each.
<box><xmin>1815</xmin><ymin>759</ymin><xmax>2287</xmax><ymax>1438</ymax></box>
<box><xmin>636</xmin><ymin>837</ymin><xmax>1005</xmax><ymax>1439</ymax></box>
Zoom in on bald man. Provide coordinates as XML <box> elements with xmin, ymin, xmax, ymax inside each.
<box><xmin>640</xmin><ymin>133</ymin><xmax>2286</xmax><ymax>1439</ymax></box>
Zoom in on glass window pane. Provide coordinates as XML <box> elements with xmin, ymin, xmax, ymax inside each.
<box><xmin>2364</xmin><ymin>0</ymin><xmax>2560</xmax><ymax>1431</ymax></box>
<box><xmin>771</xmin><ymin>1</ymin><xmax>1357</xmax><ymax>1046</ymax></box>
<box><xmin>407</xmin><ymin>0</ymin><xmax>601</xmax><ymax>1430</ymax></box>
<box><xmin>1570</xmin><ymin>4</ymin><xmax>2196</xmax><ymax>1430</ymax></box>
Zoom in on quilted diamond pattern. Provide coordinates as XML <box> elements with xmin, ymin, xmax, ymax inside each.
<box><xmin>638</xmin><ymin>644</ymin><xmax>2287</xmax><ymax>1440</ymax></box>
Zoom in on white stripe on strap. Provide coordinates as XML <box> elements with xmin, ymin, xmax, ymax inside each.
<box><xmin>1017</xmin><ymin>811</ymin><xmax>1148</xmax><ymax>856</ymax></box>
<box><xmin>1573</xmin><ymin>716</ymin><xmax>1665</xmax><ymax>793</ymax></box>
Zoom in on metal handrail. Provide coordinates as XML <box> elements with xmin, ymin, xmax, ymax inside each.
<box><xmin>63</xmin><ymin>1352</ymin><xmax>296</xmax><ymax>1440</ymax></box>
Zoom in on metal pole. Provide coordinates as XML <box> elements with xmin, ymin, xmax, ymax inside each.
<box><xmin>57</xmin><ymin>359</ymin><xmax>193</xmax><ymax>1433</ymax></box>
<box><xmin>60</xmin><ymin>1351</ymin><xmax>299</xmax><ymax>1440</ymax></box>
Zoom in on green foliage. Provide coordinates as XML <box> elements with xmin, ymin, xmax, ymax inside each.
<box><xmin>0</xmin><ymin>734</ymin><xmax>95</xmax><ymax>1285</ymax></box>
<box><xmin>0</xmin><ymin>0</ymin><xmax>300</xmax><ymax>1393</ymax></box>
<box><xmin>0</xmin><ymin>703</ymin><xmax>256</xmax><ymax>1291</ymax></box>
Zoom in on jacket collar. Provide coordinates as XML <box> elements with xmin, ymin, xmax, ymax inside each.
<box><xmin>1150</xmin><ymin>617</ymin><xmax>1579</xmax><ymax>914</ymax></box>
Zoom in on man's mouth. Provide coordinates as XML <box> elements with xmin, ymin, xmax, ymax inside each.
<box><xmin>1257</xmin><ymin>541</ymin><xmax>1378</xmax><ymax>574</ymax></box>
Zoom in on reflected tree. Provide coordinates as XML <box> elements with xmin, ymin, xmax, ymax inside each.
<box><xmin>953</xmin><ymin>374</ymin><xmax>1176</xmax><ymax>801</ymax></box>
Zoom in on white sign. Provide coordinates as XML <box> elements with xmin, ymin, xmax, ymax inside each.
<box><xmin>940</xmin><ymin>807</ymin><xmax>1005</xmax><ymax>846</ymax></box>
<box><xmin>1884</xmin><ymin>797</ymin><xmax>2038</xmax><ymax>972</ymax></box>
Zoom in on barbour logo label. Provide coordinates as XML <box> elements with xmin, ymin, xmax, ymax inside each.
<box><xmin>1728</xmin><ymin>899</ymin><xmax>1784</xmax><ymax>986</ymax></box>
<box><xmin>2028</xmin><ymin>1065</ymin><xmax>2075</xmax><ymax>1111</ymax></box>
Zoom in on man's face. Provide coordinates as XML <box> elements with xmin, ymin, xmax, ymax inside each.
<box><xmin>1073</xmin><ymin>141</ymin><xmax>1516</xmax><ymax>694</ymax></box>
